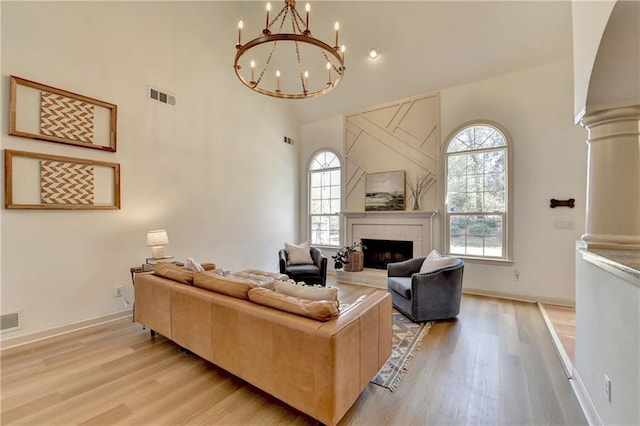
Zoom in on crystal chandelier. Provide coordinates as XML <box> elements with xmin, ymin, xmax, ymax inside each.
<box><xmin>234</xmin><ymin>1</ymin><xmax>346</xmax><ymax>99</ymax></box>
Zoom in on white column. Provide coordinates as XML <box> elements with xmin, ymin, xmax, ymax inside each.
<box><xmin>580</xmin><ymin>105</ymin><xmax>640</xmax><ymax>248</ymax></box>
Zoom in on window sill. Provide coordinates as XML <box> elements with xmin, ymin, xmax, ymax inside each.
<box><xmin>449</xmin><ymin>255</ymin><xmax>514</xmax><ymax>265</ymax></box>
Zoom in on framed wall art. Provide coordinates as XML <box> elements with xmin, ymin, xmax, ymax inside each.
<box><xmin>365</xmin><ymin>170</ymin><xmax>406</xmax><ymax>211</ymax></box>
<box><xmin>4</xmin><ymin>149</ymin><xmax>121</xmax><ymax>210</ymax></box>
<box><xmin>9</xmin><ymin>76</ymin><xmax>117</xmax><ymax>152</ymax></box>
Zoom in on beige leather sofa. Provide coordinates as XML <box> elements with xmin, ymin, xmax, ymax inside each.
<box><xmin>134</xmin><ymin>268</ymin><xmax>392</xmax><ymax>426</ymax></box>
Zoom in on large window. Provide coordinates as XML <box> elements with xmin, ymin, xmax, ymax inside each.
<box><xmin>445</xmin><ymin>123</ymin><xmax>510</xmax><ymax>259</ymax></box>
<box><xmin>309</xmin><ymin>151</ymin><xmax>341</xmax><ymax>246</ymax></box>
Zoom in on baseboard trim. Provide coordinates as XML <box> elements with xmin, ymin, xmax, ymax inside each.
<box><xmin>0</xmin><ymin>309</ymin><xmax>133</xmax><ymax>352</ymax></box>
<box><xmin>462</xmin><ymin>287</ymin><xmax>575</xmax><ymax>307</ymax></box>
<box><xmin>537</xmin><ymin>302</ymin><xmax>573</xmax><ymax>378</ymax></box>
<box><xmin>571</xmin><ymin>368</ymin><xmax>603</xmax><ymax>426</ymax></box>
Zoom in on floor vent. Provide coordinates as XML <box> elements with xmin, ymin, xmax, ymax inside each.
<box><xmin>148</xmin><ymin>86</ymin><xmax>176</xmax><ymax>106</ymax></box>
<box><xmin>1</xmin><ymin>311</ymin><xmax>21</xmax><ymax>332</ymax></box>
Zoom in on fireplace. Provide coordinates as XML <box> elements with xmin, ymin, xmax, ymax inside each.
<box><xmin>362</xmin><ymin>238</ymin><xmax>413</xmax><ymax>270</ymax></box>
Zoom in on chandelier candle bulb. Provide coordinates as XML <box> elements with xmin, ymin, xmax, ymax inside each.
<box><xmin>341</xmin><ymin>45</ymin><xmax>346</xmax><ymax>61</ymax></box>
<box><xmin>327</xmin><ymin>62</ymin><xmax>331</xmax><ymax>84</ymax></box>
<box><xmin>250</xmin><ymin>60</ymin><xmax>255</xmax><ymax>83</ymax></box>
<box><xmin>266</xmin><ymin>3</ymin><xmax>271</xmax><ymax>29</ymax></box>
<box><xmin>304</xmin><ymin>70</ymin><xmax>309</xmax><ymax>90</ymax></box>
<box><xmin>305</xmin><ymin>3</ymin><xmax>310</xmax><ymax>31</ymax></box>
<box><xmin>334</xmin><ymin>22</ymin><xmax>339</xmax><ymax>47</ymax></box>
<box><xmin>237</xmin><ymin>20</ymin><xmax>243</xmax><ymax>46</ymax></box>
<box><xmin>276</xmin><ymin>70</ymin><xmax>280</xmax><ymax>92</ymax></box>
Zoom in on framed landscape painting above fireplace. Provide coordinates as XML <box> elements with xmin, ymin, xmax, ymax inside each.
<box><xmin>365</xmin><ymin>170</ymin><xmax>405</xmax><ymax>211</ymax></box>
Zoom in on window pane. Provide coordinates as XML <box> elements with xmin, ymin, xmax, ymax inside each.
<box><xmin>330</xmin><ymin>199</ymin><xmax>340</xmax><ymax>213</ymax></box>
<box><xmin>331</xmin><ymin>185</ymin><xmax>340</xmax><ymax>198</ymax></box>
<box><xmin>310</xmin><ymin>187</ymin><xmax>321</xmax><ymax>200</ymax></box>
<box><xmin>310</xmin><ymin>172</ymin><xmax>321</xmax><ymax>187</ymax></box>
<box><xmin>450</xmin><ymin>215</ymin><xmax>467</xmax><ymax>254</ymax></box>
<box><xmin>449</xmin><ymin>214</ymin><xmax>503</xmax><ymax>257</ymax></box>
<box><xmin>484</xmin><ymin>215</ymin><xmax>503</xmax><ymax>257</ymax></box>
<box><xmin>321</xmin><ymin>187</ymin><xmax>330</xmax><ymax>199</ymax></box>
<box><xmin>310</xmin><ymin>200</ymin><xmax>321</xmax><ymax>214</ymax></box>
<box><xmin>330</xmin><ymin>170</ymin><xmax>340</xmax><ymax>185</ymax></box>
<box><xmin>321</xmin><ymin>171</ymin><xmax>330</xmax><ymax>186</ymax></box>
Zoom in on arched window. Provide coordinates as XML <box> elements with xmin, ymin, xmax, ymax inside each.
<box><xmin>445</xmin><ymin>123</ymin><xmax>511</xmax><ymax>259</ymax></box>
<box><xmin>309</xmin><ymin>151</ymin><xmax>341</xmax><ymax>246</ymax></box>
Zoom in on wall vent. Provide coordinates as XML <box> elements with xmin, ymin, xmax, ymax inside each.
<box><xmin>148</xmin><ymin>86</ymin><xmax>176</xmax><ymax>106</ymax></box>
<box><xmin>1</xmin><ymin>311</ymin><xmax>22</xmax><ymax>332</ymax></box>
<box><xmin>283</xmin><ymin>136</ymin><xmax>294</xmax><ymax>145</ymax></box>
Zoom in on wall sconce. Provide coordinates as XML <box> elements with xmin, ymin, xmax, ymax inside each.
<box><xmin>146</xmin><ymin>230</ymin><xmax>169</xmax><ymax>260</ymax></box>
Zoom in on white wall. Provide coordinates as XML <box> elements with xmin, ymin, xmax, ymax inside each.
<box><xmin>1</xmin><ymin>2</ymin><xmax>299</xmax><ymax>340</ymax></box>
<box><xmin>301</xmin><ymin>58</ymin><xmax>587</xmax><ymax>304</ymax></box>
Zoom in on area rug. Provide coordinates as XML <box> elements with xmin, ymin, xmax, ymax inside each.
<box><xmin>370</xmin><ymin>312</ymin><xmax>433</xmax><ymax>392</ymax></box>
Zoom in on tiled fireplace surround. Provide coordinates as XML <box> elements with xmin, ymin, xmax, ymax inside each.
<box><xmin>337</xmin><ymin>210</ymin><xmax>438</xmax><ymax>288</ymax></box>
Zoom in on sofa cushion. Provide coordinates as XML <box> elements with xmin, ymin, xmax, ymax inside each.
<box><xmin>285</xmin><ymin>242</ymin><xmax>314</xmax><ymax>265</ymax></box>
<box><xmin>248</xmin><ymin>288</ymin><xmax>339</xmax><ymax>322</ymax></box>
<box><xmin>388</xmin><ymin>277</ymin><xmax>412</xmax><ymax>300</ymax></box>
<box><xmin>419</xmin><ymin>249</ymin><xmax>457</xmax><ymax>274</ymax></box>
<box><xmin>154</xmin><ymin>262</ymin><xmax>194</xmax><ymax>285</ymax></box>
<box><xmin>194</xmin><ymin>271</ymin><xmax>256</xmax><ymax>299</ymax></box>
<box><xmin>275</xmin><ymin>281</ymin><xmax>339</xmax><ymax>307</ymax></box>
<box><xmin>232</xmin><ymin>269</ymin><xmax>288</xmax><ymax>290</ymax></box>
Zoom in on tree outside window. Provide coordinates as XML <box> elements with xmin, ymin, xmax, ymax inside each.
<box><xmin>309</xmin><ymin>151</ymin><xmax>341</xmax><ymax>246</ymax></box>
<box><xmin>446</xmin><ymin>124</ymin><xmax>509</xmax><ymax>258</ymax></box>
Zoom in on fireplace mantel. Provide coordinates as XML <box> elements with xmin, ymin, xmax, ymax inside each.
<box><xmin>341</xmin><ymin>210</ymin><xmax>438</xmax><ymax>219</ymax></box>
<box><xmin>338</xmin><ymin>210</ymin><xmax>439</xmax><ymax>288</ymax></box>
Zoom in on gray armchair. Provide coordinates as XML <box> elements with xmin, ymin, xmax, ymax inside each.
<box><xmin>387</xmin><ymin>256</ymin><xmax>464</xmax><ymax>322</ymax></box>
<box><xmin>279</xmin><ymin>246</ymin><xmax>327</xmax><ymax>286</ymax></box>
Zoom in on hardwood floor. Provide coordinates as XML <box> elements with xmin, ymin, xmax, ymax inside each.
<box><xmin>1</xmin><ymin>283</ymin><xmax>586</xmax><ymax>425</ymax></box>
<box><xmin>541</xmin><ymin>304</ymin><xmax>576</xmax><ymax>364</ymax></box>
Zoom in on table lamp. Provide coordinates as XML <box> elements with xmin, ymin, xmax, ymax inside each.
<box><xmin>147</xmin><ymin>230</ymin><xmax>169</xmax><ymax>259</ymax></box>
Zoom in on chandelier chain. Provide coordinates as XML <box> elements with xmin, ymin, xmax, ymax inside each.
<box><xmin>233</xmin><ymin>1</ymin><xmax>345</xmax><ymax>99</ymax></box>
<box><xmin>255</xmin><ymin>6</ymin><xmax>289</xmax><ymax>87</ymax></box>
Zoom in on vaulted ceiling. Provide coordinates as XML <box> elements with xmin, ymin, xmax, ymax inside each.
<box><xmin>234</xmin><ymin>1</ymin><xmax>574</xmax><ymax>123</ymax></box>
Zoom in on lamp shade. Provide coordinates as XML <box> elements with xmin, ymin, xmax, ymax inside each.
<box><xmin>146</xmin><ymin>230</ymin><xmax>169</xmax><ymax>247</ymax></box>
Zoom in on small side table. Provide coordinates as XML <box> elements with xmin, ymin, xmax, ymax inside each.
<box><xmin>130</xmin><ymin>263</ymin><xmax>155</xmax><ymax>285</ymax></box>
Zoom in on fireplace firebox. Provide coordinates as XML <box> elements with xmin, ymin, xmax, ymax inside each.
<box><xmin>361</xmin><ymin>239</ymin><xmax>413</xmax><ymax>270</ymax></box>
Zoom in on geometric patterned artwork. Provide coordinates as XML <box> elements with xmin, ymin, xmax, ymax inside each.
<box><xmin>40</xmin><ymin>91</ymin><xmax>95</xmax><ymax>144</ymax></box>
<box><xmin>40</xmin><ymin>161</ymin><xmax>94</xmax><ymax>205</ymax></box>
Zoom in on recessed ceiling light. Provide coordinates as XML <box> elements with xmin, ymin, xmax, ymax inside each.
<box><xmin>368</xmin><ymin>48</ymin><xmax>379</xmax><ymax>59</ymax></box>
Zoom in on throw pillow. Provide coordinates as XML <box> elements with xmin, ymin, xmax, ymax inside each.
<box><xmin>248</xmin><ymin>287</ymin><xmax>339</xmax><ymax>322</ymax></box>
<box><xmin>285</xmin><ymin>242</ymin><xmax>314</xmax><ymax>265</ymax></box>
<box><xmin>419</xmin><ymin>249</ymin><xmax>457</xmax><ymax>274</ymax></box>
<box><xmin>184</xmin><ymin>257</ymin><xmax>205</xmax><ymax>272</ymax></box>
<box><xmin>194</xmin><ymin>271</ymin><xmax>256</xmax><ymax>299</ymax></box>
<box><xmin>154</xmin><ymin>262</ymin><xmax>194</xmax><ymax>285</ymax></box>
<box><xmin>274</xmin><ymin>280</ymin><xmax>339</xmax><ymax>307</ymax></box>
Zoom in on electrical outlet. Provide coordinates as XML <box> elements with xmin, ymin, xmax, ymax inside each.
<box><xmin>114</xmin><ymin>285</ymin><xmax>124</xmax><ymax>298</ymax></box>
<box><xmin>604</xmin><ymin>375</ymin><xmax>611</xmax><ymax>402</ymax></box>
<box><xmin>513</xmin><ymin>269</ymin><xmax>520</xmax><ymax>281</ymax></box>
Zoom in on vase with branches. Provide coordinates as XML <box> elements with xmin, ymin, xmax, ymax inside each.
<box><xmin>331</xmin><ymin>241</ymin><xmax>362</xmax><ymax>270</ymax></box>
<box><xmin>407</xmin><ymin>172</ymin><xmax>436</xmax><ymax>210</ymax></box>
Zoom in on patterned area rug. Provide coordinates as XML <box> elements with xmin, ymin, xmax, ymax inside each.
<box><xmin>371</xmin><ymin>312</ymin><xmax>433</xmax><ymax>391</ymax></box>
